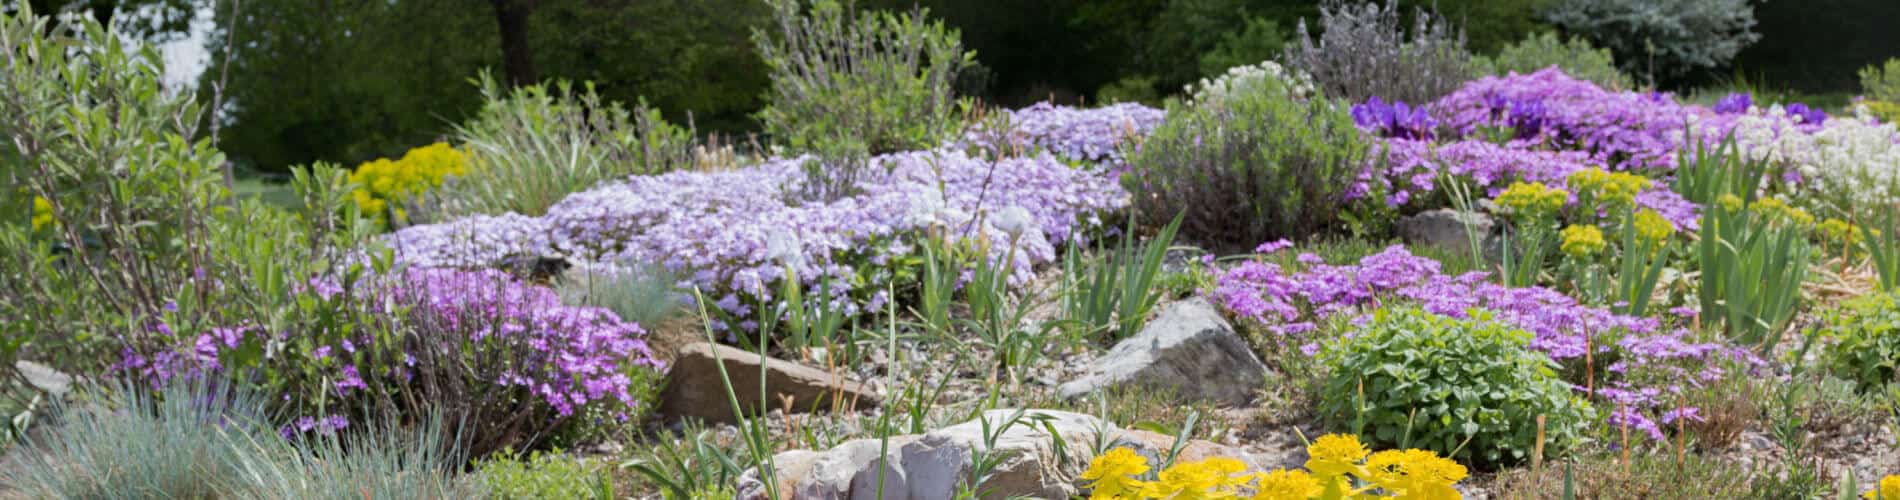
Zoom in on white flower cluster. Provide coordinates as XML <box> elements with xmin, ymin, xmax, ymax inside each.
<box><xmin>1184</xmin><ymin>60</ymin><xmax>1316</xmax><ymax>107</ymax></box>
<box><xmin>1723</xmin><ymin>106</ymin><xmax>1900</xmax><ymax>206</ymax></box>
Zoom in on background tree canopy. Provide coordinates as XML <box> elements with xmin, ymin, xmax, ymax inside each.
<box><xmin>120</xmin><ymin>0</ymin><xmax>1895</xmax><ymax>173</ymax></box>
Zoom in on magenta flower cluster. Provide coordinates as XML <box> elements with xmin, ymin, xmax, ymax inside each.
<box><xmin>392</xmin><ymin>268</ymin><xmax>661</xmax><ymax>415</ymax></box>
<box><xmin>1210</xmin><ymin>244</ymin><xmax>1753</xmax><ymax>441</ymax></box>
<box><xmin>121</xmin><ymin>268</ymin><xmax>662</xmax><ymax>437</ymax></box>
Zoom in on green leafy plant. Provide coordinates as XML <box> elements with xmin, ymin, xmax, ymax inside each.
<box><xmin>476</xmin><ymin>449</ymin><xmax>617</xmax><ymax>500</ymax></box>
<box><xmin>1818</xmin><ymin>291</ymin><xmax>1900</xmax><ymax>393</ymax></box>
<box><xmin>1121</xmin><ymin>68</ymin><xmax>1371</xmax><ymax>245</ymax></box>
<box><xmin>753</xmin><ymin>0</ymin><xmax>974</xmax><ymax>200</ymax></box>
<box><xmin>445</xmin><ymin>72</ymin><xmax>698</xmax><ymax>218</ymax></box>
<box><xmin>1317</xmin><ymin>306</ymin><xmax>1594</xmax><ymax>468</ymax></box>
<box><xmin>1860</xmin><ymin>58</ymin><xmax>1900</xmax><ymax>102</ymax></box>
<box><xmin>1473</xmin><ymin>31</ymin><xmax>1631</xmax><ymax>89</ymax></box>
<box><xmin>621</xmin><ymin>423</ymin><xmax>751</xmax><ymax>500</ymax></box>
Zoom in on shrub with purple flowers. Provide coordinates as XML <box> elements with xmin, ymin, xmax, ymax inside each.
<box><xmin>128</xmin><ymin>267</ymin><xmax>662</xmax><ymax>458</ymax></box>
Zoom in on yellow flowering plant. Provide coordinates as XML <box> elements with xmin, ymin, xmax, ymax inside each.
<box><xmin>1079</xmin><ymin>434</ymin><xmax>1469</xmax><ymax>500</ymax></box>
<box><xmin>1559</xmin><ymin>224</ymin><xmax>1605</xmax><ymax>259</ymax></box>
<box><xmin>1865</xmin><ymin>474</ymin><xmax>1898</xmax><ymax>500</ymax></box>
<box><xmin>349</xmin><ymin>142</ymin><xmax>469</xmax><ymax>227</ymax></box>
<box><xmin>30</xmin><ymin>195</ymin><xmax>53</xmax><ymax>231</ymax></box>
<box><xmin>1492</xmin><ymin>182</ymin><xmax>1570</xmax><ymax>287</ymax></box>
<box><xmin>1565</xmin><ymin>167</ymin><xmax>1649</xmax><ymax>212</ymax></box>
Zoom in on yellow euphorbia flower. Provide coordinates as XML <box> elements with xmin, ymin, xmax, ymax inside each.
<box><xmin>1560</xmin><ymin>224</ymin><xmax>1606</xmax><ymax>258</ymax></box>
<box><xmin>1083</xmin><ymin>447</ymin><xmax>1152</xmax><ymax>500</ymax></box>
<box><xmin>1494</xmin><ymin>182</ymin><xmax>1568</xmax><ymax>220</ymax></box>
<box><xmin>1305</xmin><ymin>434</ymin><xmax>1369</xmax><ymax>477</ymax></box>
<box><xmin>349</xmin><ymin>142</ymin><xmax>469</xmax><ymax>226</ymax></box>
<box><xmin>1251</xmin><ymin>469</ymin><xmax>1322</xmax><ymax>500</ymax></box>
<box><xmin>1866</xmin><ymin>474</ymin><xmax>1899</xmax><ymax>500</ymax></box>
<box><xmin>1566</xmin><ymin>168</ymin><xmax>1650</xmax><ymax>208</ymax></box>
<box><xmin>30</xmin><ymin>196</ymin><xmax>53</xmax><ymax>231</ymax></box>
<box><xmin>1818</xmin><ymin>218</ymin><xmax>1862</xmax><ymax>247</ymax></box>
<box><xmin>1151</xmin><ymin>457</ymin><xmax>1250</xmax><ymax>500</ymax></box>
<box><xmin>1632</xmin><ymin>209</ymin><xmax>1675</xmax><ymax>242</ymax></box>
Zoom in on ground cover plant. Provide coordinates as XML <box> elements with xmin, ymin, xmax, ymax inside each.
<box><xmin>3</xmin><ymin>1</ymin><xmax>1898</xmax><ymax>499</ymax></box>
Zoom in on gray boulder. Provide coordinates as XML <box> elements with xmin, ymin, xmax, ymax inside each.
<box><xmin>1057</xmin><ymin>298</ymin><xmax>1269</xmax><ymax>406</ymax></box>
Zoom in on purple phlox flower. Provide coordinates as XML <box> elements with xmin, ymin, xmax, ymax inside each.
<box><xmin>1712</xmin><ymin>92</ymin><xmax>1752</xmax><ymax>115</ymax></box>
<box><xmin>1254</xmin><ymin>239</ymin><xmax>1294</xmax><ymax>254</ymax></box>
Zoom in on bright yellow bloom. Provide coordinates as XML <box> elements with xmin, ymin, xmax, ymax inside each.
<box><xmin>1360</xmin><ymin>449</ymin><xmax>1464</xmax><ymax>499</ymax></box>
<box><xmin>1560</xmin><ymin>224</ymin><xmax>1606</xmax><ymax>258</ymax></box>
<box><xmin>1250</xmin><ymin>469</ymin><xmax>1322</xmax><ymax>500</ymax></box>
<box><xmin>1305</xmin><ymin>434</ymin><xmax>1370</xmax><ymax>477</ymax></box>
<box><xmin>1866</xmin><ymin>474</ymin><xmax>1900</xmax><ymax>500</ymax></box>
<box><xmin>1716</xmin><ymin>194</ymin><xmax>1745</xmax><ymax>213</ymax></box>
<box><xmin>1494</xmin><ymin>182</ymin><xmax>1569</xmax><ymax>220</ymax></box>
<box><xmin>1566</xmin><ymin>168</ymin><xmax>1650</xmax><ymax>208</ymax></box>
<box><xmin>1633</xmin><ymin>209</ymin><xmax>1675</xmax><ymax>242</ymax></box>
<box><xmin>349</xmin><ymin>142</ymin><xmax>469</xmax><ymax>226</ymax></box>
<box><xmin>30</xmin><ymin>196</ymin><xmax>53</xmax><ymax>231</ymax></box>
<box><xmin>1082</xmin><ymin>447</ymin><xmax>1153</xmax><ymax>500</ymax></box>
<box><xmin>1151</xmin><ymin>457</ymin><xmax>1250</xmax><ymax>499</ymax></box>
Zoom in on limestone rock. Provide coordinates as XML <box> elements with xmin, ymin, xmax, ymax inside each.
<box><xmin>1057</xmin><ymin>298</ymin><xmax>1269</xmax><ymax>406</ymax></box>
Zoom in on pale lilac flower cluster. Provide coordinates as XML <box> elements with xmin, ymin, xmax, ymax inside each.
<box><xmin>991</xmin><ymin>101</ymin><xmax>1165</xmax><ymax>165</ymax></box>
<box><xmin>391</xmin><ymin>149</ymin><xmax>1126</xmax><ymax>319</ymax></box>
<box><xmin>382</xmin><ymin>212</ymin><xmax>550</xmax><ymax>269</ymax></box>
<box><xmin>1210</xmin><ymin>244</ymin><xmax>1752</xmax><ymax>441</ymax></box>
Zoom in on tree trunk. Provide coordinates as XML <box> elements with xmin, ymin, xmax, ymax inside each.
<box><xmin>491</xmin><ymin>0</ymin><xmax>537</xmax><ymax>86</ymax></box>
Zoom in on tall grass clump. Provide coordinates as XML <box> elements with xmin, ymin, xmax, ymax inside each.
<box><xmin>445</xmin><ymin>72</ymin><xmax>699</xmax><ymax>218</ymax></box>
<box><xmin>1121</xmin><ymin>68</ymin><xmax>1371</xmax><ymax>246</ymax></box>
<box><xmin>1285</xmin><ymin>0</ymin><xmax>1477</xmax><ymax>105</ymax></box>
<box><xmin>753</xmin><ymin>0</ymin><xmax>974</xmax><ymax>201</ymax></box>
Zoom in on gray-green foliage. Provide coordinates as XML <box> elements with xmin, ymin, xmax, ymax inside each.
<box><xmin>1318</xmin><ymin>306</ymin><xmax>1594</xmax><ymax>468</ymax></box>
<box><xmin>753</xmin><ymin>0</ymin><xmax>973</xmax><ymax>200</ymax></box>
<box><xmin>1861</xmin><ymin>58</ymin><xmax>1900</xmax><ymax>102</ymax></box>
<box><xmin>1541</xmin><ymin>0</ymin><xmax>1759</xmax><ymax>83</ymax></box>
<box><xmin>2</xmin><ymin>379</ymin><xmax>469</xmax><ymax>499</ymax></box>
<box><xmin>1474</xmin><ymin>32</ymin><xmax>1631</xmax><ymax>90</ymax></box>
<box><xmin>1121</xmin><ymin>70</ymin><xmax>1371</xmax><ymax>245</ymax></box>
<box><xmin>1284</xmin><ymin>0</ymin><xmax>1478</xmax><ymax>105</ymax></box>
<box><xmin>444</xmin><ymin>72</ymin><xmax>699</xmax><ymax>219</ymax></box>
<box><xmin>558</xmin><ymin>263</ymin><xmax>689</xmax><ymax>330</ymax></box>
